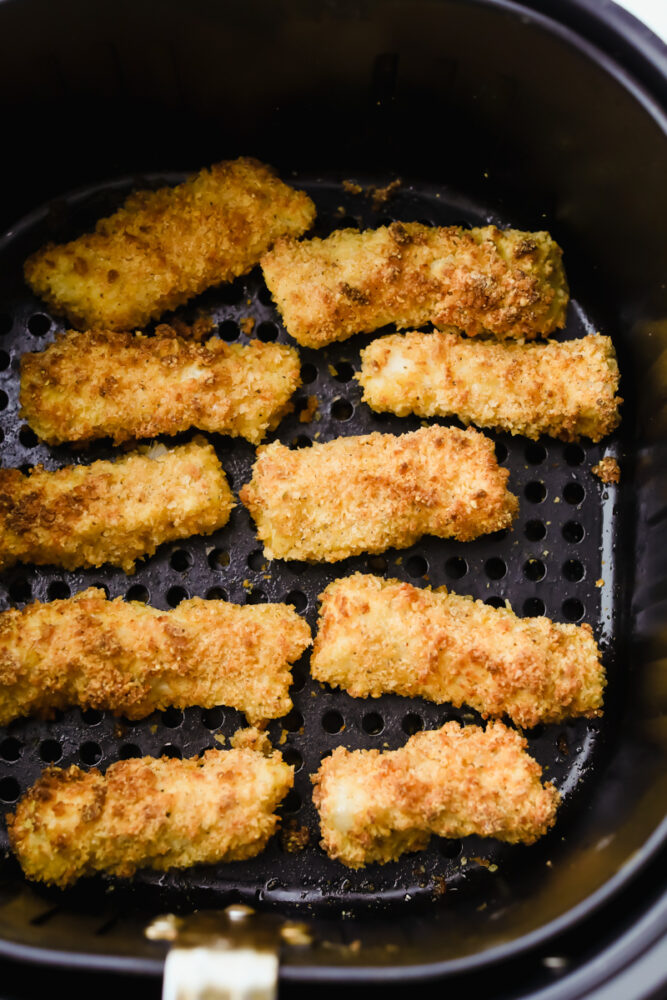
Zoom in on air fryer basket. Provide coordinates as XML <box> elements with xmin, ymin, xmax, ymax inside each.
<box><xmin>0</xmin><ymin>0</ymin><xmax>665</xmax><ymax>986</ymax></box>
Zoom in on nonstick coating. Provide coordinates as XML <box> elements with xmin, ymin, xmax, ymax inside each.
<box><xmin>0</xmin><ymin>172</ymin><xmax>623</xmax><ymax>915</ymax></box>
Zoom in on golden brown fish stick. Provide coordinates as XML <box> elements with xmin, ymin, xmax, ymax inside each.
<box><xmin>261</xmin><ymin>222</ymin><xmax>568</xmax><ymax>348</ymax></box>
<box><xmin>24</xmin><ymin>157</ymin><xmax>316</xmax><ymax>331</ymax></box>
<box><xmin>0</xmin><ymin>588</ymin><xmax>311</xmax><ymax>726</ymax></box>
<box><xmin>312</xmin><ymin>574</ymin><xmax>605</xmax><ymax>728</ymax></box>
<box><xmin>358</xmin><ymin>330</ymin><xmax>621</xmax><ymax>442</ymax></box>
<box><xmin>240</xmin><ymin>425</ymin><xmax>518</xmax><ymax>562</ymax></box>
<box><xmin>7</xmin><ymin>733</ymin><xmax>293</xmax><ymax>886</ymax></box>
<box><xmin>20</xmin><ymin>328</ymin><xmax>301</xmax><ymax>446</ymax></box>
<box><xmin>312</xmin><ymin>721</ymin><xmax>560</xmax><ymax>868</ymax></box>
<box><xmin>0</xmin><ymin>438</ymin><xmax>232</xmax><ymax>574</ymax></box>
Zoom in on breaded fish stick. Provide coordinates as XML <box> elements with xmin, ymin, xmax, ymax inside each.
<box><xmin>240</xmin><ymin>425</ymin><xmax>518</xmax><ymax>562</ymax></box>
<box><xmin>313</xmin><ymin>721</ymin><xmax>560</xmax><ymax>868</ymax></box>
<box><xmin>20</xmin><ymin>329</ymin><xmax>301</xmax><ymax>446</ymax></box>
<box><xmin>0</xmin><ymin>587</ymin><xmax>311</xmax><ymax>726</ymax></box>
<box><xmin>312</xmin><ymin>574</ymin><xmax>604</xmax><ymax>728</ymax></box>
<box><xmin>261</xmin><ymin>222</ymin><xmax>568</xmax><ymax>348</ymax></box>
<box><xmin>7</xmin><ymin>732</ymin><xmax>293</xmax><ymax>886</ymax></box>
<box><xmin>358</xmin><ymin>331</ymin><xmax>621</xmax><ymax>443</ymax></box>
<box><xmin>0</xmin><ymin>438</ymin><xmax>232</xmax><ymax>574</ymax></box>
<box><xmin>24</xmin><ymin>158</ymin><xmax>316</xmax><ymax>331</ymax></box>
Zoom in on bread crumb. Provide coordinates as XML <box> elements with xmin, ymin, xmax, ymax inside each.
<box><xmin>592</xmin><ymin>456</ymin><xmax>620</xmax><ymax>484</ymax></box>
<box><xmin>240</xmin><ymin>316</ymin><xmax>255</xmax><ymax>336</ymax></box>
<box><xmin>299</xmin><ymin>395</ymin><xmax>319</xmax><ymax>423</ymax></box>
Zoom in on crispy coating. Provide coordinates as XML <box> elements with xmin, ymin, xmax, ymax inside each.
<box><xmin>312</xmin><ymin>721</ymin><xmax>560</xmax><ymax>867</ymax></box>
<box><xmin>0</xmin><ymin>438</ymin><xmax>232</xmax><ymax>574</ymax></box>
<box><xmin>261</xmin><ymin>222</ymin><xmax>568</xmax><ymax>348</ymax></box>
<box><xmin>20</xmin><ymin>328</ymin><xmax>301</xmax><ymax>446</ymax></box>
<box><xmin>24</xmin><ymin>158</ymin><xmax>316</xmax><ymax>331</ymax></box>
<box><xmin>7</xmin><ymin>738</ymin><xmax>293</xmax><ymax>886</ymax></box>
<box><xmin>312</xmin><ymin>574</ymin><xmax>605</xmax><ymax>728</ymax></box>
<box><xmin>0</xmin><ymin>587</ymin><xmax>311</xmax><ymax>726</ymax></box>
<box><xmin>358</xmin><ymin>331</ymin><xmax>621</xmax><ymax>443</ymax></box>
<box><xmin>592</xmin><ymin>456</ymin><xmax>621</xmax><ymax>484</ymax></box>
<box><xmin>240</xmin><ymin>425</ymin><xmax>518</xmax><ymax>562</ymax></box>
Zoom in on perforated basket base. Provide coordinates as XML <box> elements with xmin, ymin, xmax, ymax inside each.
<box><xmin>0</xmin><ymin>171</ymin><xmax>622</xmax><ymax>917</ymax></box>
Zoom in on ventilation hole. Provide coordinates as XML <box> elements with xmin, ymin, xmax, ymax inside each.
<box><xmin>27</xmin><ymin>314</ymin><xmax>51</xmax><ymax>337</ymax></box>
<box><xmin>285</xmin><ymin>589</ymin><xmax>307</xmax><ymax>612</ymax></box>
<box><xmin>82</xmin><ymin>709</ymin><xmax>103</xmax><ymax>726</ymax></box>
<box><xmin>331</xmin><ymin>398</ymin><xmax>353</xmax><ymax>420</ymax></box>
<box><xmin>0</xmin><ymin>390</ymin><xmax>7</xmax><ymax>410</ymax></box>
<box><xmin>564</xmin><ymin>444</ymin><xmax>585</xmax><ymax>466</ymax></box>
<box><xmin>332</xmin><ymin>362</ymin><xmax>355</xmax><ymax>383</ymax></box>
<box><xmin>206</xmin><ymin>587</ymin><xmax>227</xmax><ymax>601</ymax></box>
<box><xmin>126</xmin><ymin>584</ymin><xmax>149</xmax><ymax>604</ymax></box>
<box><xmin>219</xmin><ymin>320</ymin><xmax>239</xmax><ymax>342</ymax></box>
<box><xmin>258</xmin><ymin>285</ymin><xmax>274</xmax><ymax>306</ymax></box>
<box><xmin>407</xmin><ymin>555</ymin><xmax>428</xmax><ymax>577</ymax></box>
<box><xmin>525</xmin><ymin>520</ymin><xmax>546</xmax><ymax>541</ymax></box>
<box><xmin>525</xmin><ymin>481</ymin><xmax>547</xmax><ymax>503</ymax></box>
<box><xmin>80</xmin><ymin>742</ymin><xmax>102</xmax><ymax>765</ymax></box>
<box><xmin>169</xmin><ymin>549</ymin><xmax>192</xmax><ymax>572</ymax></box>
<box><xmin>562</xmin><ymin>598</ymin><xmax>585</xmax><ymax>622</ymax></box>
<box><xmin>161</xmin><ymin>708</ymin><xmax>183</xmax><ymax>729</ymax></box>
<box><xmin>564</xmin><ymin>482</ymin><xmax>585</xmax><ymax>505</ymax></box>
<box><xmin>247</xmin><ymin>550</ymin><xmax>266</xmax><ymax>571</ymax></box>
<box><xmin>0</xmin><ymin>427</ymin><xmax>4</xmax><ymax>444</ymax></box>
<box><xmin>47</xmin><ymin>580</ymin><xmax>71</xmax><ymax>601</ymax></box>
<box><xmin>485</xmin><ymin>596</ymin><xmax>505</xmax><ymax>609</ymax></box>
<box><xmin>283</xmin><ymin>709</ymin><xmax>303</xmax><ymax>733</ymax></box>
<box><xmin>563</xmin><ymin>559</ymin><xmax>585</xmax><ymax>582</ymax></box>
<box><xmin>18</xmin><ymin>425</ymin><xmax>38</xmax><ymax>448</ymax></box>
<box><xmin>166</xmin><ymin>586</ymin><xmax>188</xmax><ymax>607</ymax></box>
<box><xmin>525</xmin><ymin>442</ymin><xmax>547</xmax><ymax>465</ymax></box>
<box><xmin>445</xmin><ymin>556</ymin><xmax>468</xmax><ymax>579</ymax></box>
<box><xmin>524</xmin><ymin>558</ymin><xmax>546</xmax><ymax>582</ymax></box>
<box><xmin>439</xmin><ymin>838</ymin><xmax>462</xmax><ymax>858</ymax></box>
<box><xmin>246</xmin><ymin>588</ymin><xmax>267</xmax><ymax>604</ymax></box>
<box><xmin>0</xmin><ymin>777</ymin><xmax>20</xmax><ymax>803</ymax></box>
<box><xmin>523</xmin><ymin>597</ymin><xmax>546</xmax><ymax>618</ymax></box>
<box><xmin>119</xmin><ymin>743</ymin><xmax>142</xmax><ymax>760</ymax></box>
<box><xmin>494</xmin><ymin>441</ymin><xmax>508</xmax><ymax>463</ymax></box>
<box><xmin>402</xmin><ymin>713</ymin><xmax>423</xmax><ymax>735</ymax></box>
<box><xmin>201</xmin><ymin>708</ymin><xmax>224</xmax><ymax>730</ymax></box>
<box><xmin>283</xmin><ymin>747</ymin><xmax>303</xmax><ymax>771</ymax></box>
<box><xmin>282</xmin><ymin>790</ymin><xmax>301</xmax><ymax>814</ymax></box>
<box><xmin>367</xmin><ymin>555</ymin><xmax>388</xmax><ymax>573</ymax></box>
<box><xmin>0</xmin><ymin>737</ymin><xmax>22</xmax><ymax>762</ymax></box>
<box><xmin>9</xmin><ymin>579</ymin><xmax>31</xmax><ymax>604</ymax></box>
<box><xmin>291</xmin><ymin>434</ymin><xmax>312</xmax><ymax>449</ymax></box>
<box><xmin>485</xmin><ymin>557</ymin><xmax>507</xmax><ymax>580</ymax></box>
<box><xmin>322</xmin><ymin>710</ymin><xmax>344</xmax><ymax>734</ymax></box>
<box><xmin>208</xmin><ymin>548</ymin><xmax>230</xmax><ymax>570</ymax></box>
<box><xmin>160</xmin><ymin>745</ymin><xmax>182</xmax><ymax>759</ymax></box>
<box><xmin>0</xmin><ymin>351</ymin><xmax>12</xmax><ymax>371</ymax></box>
<box><xmin>39</xmin><ymin>739</ymin><xmax>62</xmax><ymax>763</ymax></box>
<box><xmin>0</xmin><ymin>314</ymin><xmax>12</xmax><ymax>335</ymax></box>
<box><xmin>362</xmin><ymin>712</ymin><xmax>384</xmax><ymax>735</ymax></box>
<box><xmin>563</xmin><ymin>521</ymin><xmax>584</xmax><ymax>543</ymax></box>
<box><xmin>257</xmin><ymin>321</ymin><xmax>278</xmax><ymax>343</ymax></box>
<box><xmin>219</xmin><ymin>281</ymin><xmax>245</xmax><ymax>305</ymax></box>
<box><xmin>301</xmin><ymin>363</ymin><xmax>317</xmax><ymax>384</ymax></box>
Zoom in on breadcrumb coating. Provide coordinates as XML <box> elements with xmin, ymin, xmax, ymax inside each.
<box><xmin>7</xmin><ymin>738</ymin><xmax>293</xmax><ymax>886</ymax></box>
<box><xmin>20</xmin><ymin>328</ymin><xmax>301</xmax><ymax>446</ymax></box>
<box><xmin>592</xmin><ymin>456</ymin><xmax>621</xmax><ymax>484</ymax></box>
<box><xmin>0</xmin><ymin>438</ymin><xmax>232</xmax><ymax>574</ymax></box>
<box><xmin>312</xmin><ymin>574</ymin><xmax>605</xmax><ymax>728</ymax></box>
<box><xmin>24</xmin><ymin>158</ymin><xmax>316</xmax><ymax>331</ymax></box>
<box><xmin>312</xmin><ymin>721</ymin><xmax>560</xmax><ymax>868</ymax></box>
<box><xmin>0</xmin><ymin>588</ymin><xmax>311</xmax><ymax>726</ymax></box>
<box><xmin>358</xmin><ymin>331</ymin><xmax>621</xmax><ymax>443</ymax></box>
<box><xmin>261</xmin><ymin>222</ymin><xmax>568</xmax><ymax>348</ymax></box>
<box><xmin>240</xmin><ymin>425</ymin><xmax>518</xmax><ymax>562</ymax></box>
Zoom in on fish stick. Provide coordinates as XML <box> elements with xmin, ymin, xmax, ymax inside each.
<box><xmin>24</xmin><ymin>157</ymin><xmax>316</xmax><ymax>331</ymax></box>
<box><xmin>7</xmin><ymin>731</ymin><xmax>293</xmax><ymax>886</ymax></box>
<box><xmin>312</xmin><ymin>721</ymin><xmax>560</xmax><ymax>868</ymax></box>
<box><xmin>0</xmin><ymin>587</ymin><xmax>311</xmax><ymax>726</ymax></box>
<box><xmin>20</xmin><ymin>328</ymin><xmax>301</xmax><ymax>446</ymax></box>
<box><xmin>261</xmin><ymin>222</ymin><xmax>568</xmax><ymax>348</ymax></box>
<box><xmin>240</xmin><ymin>425</ymin><xmax>518</xmax><ymax>562</ymax></box>
<box><xmin>312</xmin><ymin>574</ymin><xmax>604</xmax><ymax>728</ymax></box>
<box><xmin>358</xmin><ymin>330</ymin><xmax>621</xmax><ymax>443</ymax></box>
<box><xmin>0</xmin><ymin>438</ymin><xmax>232</xmax><ymax>574</ymax></box>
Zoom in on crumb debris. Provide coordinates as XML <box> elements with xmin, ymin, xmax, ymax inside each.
<box><xmin>342</xmin><ymin>180</ymin><xmax>363</xmax><ymax>195</ymax></box>
<box><xmin>299</xmin><ymin>395</ymin><xmax>319</xmax><ymax>423</ymax></box>
<box><xmin>367</xmin><ymin>178</ymin><xmax>402</xmax><ymax>210</ymax></box>
<box><xmin>592</xmin><ymin>456</ymin><xmax>620</xmax><ymax>484</ymax></box>
<box><xmin>240</xmin><ymin>316</ymin><xmax>255</xmax><ymax>336</ymax></box>
<box><xmin>280</xmin><ymin>819</ymin><xmax>311</xmax><ymax>853</ymax></box>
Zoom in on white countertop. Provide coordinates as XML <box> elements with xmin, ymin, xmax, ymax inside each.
<box><xmin>616</xmin><ymin>0</ymin><xmax>667</xmax><ymax>42</ymax></box>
